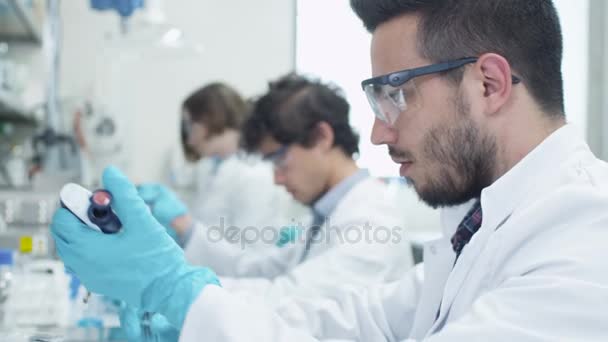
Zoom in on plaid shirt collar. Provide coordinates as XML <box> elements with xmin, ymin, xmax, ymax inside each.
<box><xmin>450</xmin><ymin>199</ymin><xmax>482</xmax><ymax>257</ymax></box>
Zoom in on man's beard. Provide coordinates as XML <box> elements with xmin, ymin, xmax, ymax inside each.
<box><xmin>395</xmin><ymin>95</ymin><xmax>497</xmax><ymax>208</ymax></box>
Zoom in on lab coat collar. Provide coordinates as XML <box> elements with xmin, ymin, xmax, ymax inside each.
<box><xmin>479</xmin><ymin>123</ymin><xmax>579</xmax><ymax>232</ymax></box>
<box><xmin>312</xmin><ymin>169</ymin><xmax>370</xmax><ymax>218</ymax></box>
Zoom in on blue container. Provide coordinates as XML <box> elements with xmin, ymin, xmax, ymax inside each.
<box><xmin>0</xmin><ymin>248</ymin><xmax>14</xmax><ymax>266</ymax></box>
<box><xmin>90</xmin><ymin>0</ymin><xmax>144</xmax><ymax>18</ymax></box>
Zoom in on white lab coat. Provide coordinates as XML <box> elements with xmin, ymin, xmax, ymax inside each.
<box><xmin>182</xmin><ymin>154</ymin><xmax>310</xmax><ymax>276</ymax></box>
<box><xmin>169</xmin><ymin>153</ymin><xmax>310</xmax><ymax>255</ymax></box>
<box><xmin>185</xmin><ymin>177</ymin><xmax>415</xmax><ymax>303</ymax></box>
<box><xmin>180</xmin><ymin>124</ymin><xmax>608</xmax><ymax>341</ymax></box>
<box><xmin>188</xmin><ymin>155</ymin><xmax>309</xmax><ymax>236</ymax></box>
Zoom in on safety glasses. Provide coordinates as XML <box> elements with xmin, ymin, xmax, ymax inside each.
<box><xmin>181</xmin><ymin>111</ymin><xmax>193</xmax><ymax>141</ymax></box>
<box><xmin>360</xmin><ymin>57</ymin><xmax>521</xmax><ymax>125</ymax></box>
<box><xmin>262</xmin><ymin>145</ymin><xmax>290</xmax><ymax>170</ymax></box>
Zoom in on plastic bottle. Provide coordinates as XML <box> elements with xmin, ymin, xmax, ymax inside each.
<box><xmin>15</xmin><ymin>236</ymin><xmax>33</xmax><ymax>273</ymax></box>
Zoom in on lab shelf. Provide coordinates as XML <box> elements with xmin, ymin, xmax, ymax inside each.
<box><xmin>0</xmin><ymin>90</ymin><xmax>37</xmax><ymax>148</ymax></box>
<box><xmin>0</xmin><ymin>0</ymin><xmax>43</xmax><ymax>44</ymax></box>
<box><xmin>0</xmin><ymin>88</ymin><xmax>27</xmax><ymax>115</ymax></box>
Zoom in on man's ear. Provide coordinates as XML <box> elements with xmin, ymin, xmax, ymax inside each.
<box><xmin>475</xmin><ymin>53</ymin><xmax>516</xmax><ymax>114</ymax></box>
<box><xmin>312</xmin><ymin>121</ymin><xmax>335</xmax><ymax>152</ymax></box>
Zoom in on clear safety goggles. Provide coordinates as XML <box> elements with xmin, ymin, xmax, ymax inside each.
<box><xmin>181</xmin><ymin>111</ymin><xmax>193</xmax><ymax>140</ymax></box>
<box><xmin>262</xmin><ymin>145</ymin><xmax>290</xmax><ymax>170</ymax></box>
<box><xmin>360</xmin><ymin>57</ymin><xmax>521</xmax><ymax>125</ymax></box>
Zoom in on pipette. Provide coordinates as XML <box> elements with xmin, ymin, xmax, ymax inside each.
<box><xmin>59</xmin><ymin>183</ymin><xmax>123</xmax><ymax>302</ymax></box>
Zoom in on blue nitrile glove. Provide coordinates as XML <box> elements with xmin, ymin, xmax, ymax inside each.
<box><xmin>276</xmin><ymin>225</ymin><xmax>304</xmax><ymax>247</ymax></box>
<box><xmin>137</xmin><ymin>183</ymin><xmax>188</xmax><ymax>230</ymax></box>
<box><xmin>119</xmin><ymin>302</ymin><xmax>180</xmax><ymax>342</ymax></box>
<box><xmin>51</xmin><ymin>166</ymin><xmax>221</xmax><ymax>329</ymax></box>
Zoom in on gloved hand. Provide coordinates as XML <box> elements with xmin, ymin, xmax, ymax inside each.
<box><xmin>119</xmin><ymin>302</ymin><xmax>180</xmax><ymax>342</ymax></box>
<box><xmin>276</xmin><ymin>225</ymin><xmax>304</xmax><ymax>247</ymax></box>
<box><xmin>51</xmin><ymin>166</ymin><xmax>221</xmax><ymax>329</ymax></box>
<box><xmin>137</xmin><ymin>183</ymin><xmax>188</xmax><ymax>230</ymax></box>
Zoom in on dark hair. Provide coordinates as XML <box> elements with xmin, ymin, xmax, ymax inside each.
<box><xmin>181</xmin><ymin>82</ymin><xmax>248</xmax><ymax>161</ymax></box>
<box><xmin>350</xmin><ymin>0</ymin><xmax>565</xmax><ymax>116</ymax></box>
<box><xmin>241</xmin><ymin>73</ymin><xmax>359</xmax><ymax>157</ymax></box>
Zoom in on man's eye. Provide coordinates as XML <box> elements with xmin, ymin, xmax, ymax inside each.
<box><xmin>387</xmin><ymin>89</ymin><xmax>405</xmax><ymax>104</ymax></box>
<box><xmin>372</xmin><ymin>84</ymin><xmax>384</xmax><ymax>96</ymax></box>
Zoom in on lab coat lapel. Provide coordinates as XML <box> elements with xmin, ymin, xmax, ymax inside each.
<box><xmin>409</xmin><ymin>237</ymin><xmax>454</xmax><ymax>339</ymax></box>
<box><xmin>429</xmin><ymin>210</ymin><xmax>513</xmax><ymax>335</ymax></box>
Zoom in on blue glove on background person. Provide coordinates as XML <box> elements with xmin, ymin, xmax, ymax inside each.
<box><xmin>276</xmin><ymin>225</ymin><xmax>304</xmax><ymax>247</ymax></box>
<box><xmin>51</xmin><ymin>166</ymin><xmax>221</xmax><ymax>329</ymax></box>
<box><xmin>137</xmin><ymin>183</ymin><xmax>193</xmax><ymax>243</ymax></box>
<box><xmin>119</xmin><ymin>302</ymin><xmax>180</xmax><ymax>342</ymax></box>
<box><xmin>137</xmin><ymin>183</ymin><xmax>188</xmax><ymax>229</ymax></box>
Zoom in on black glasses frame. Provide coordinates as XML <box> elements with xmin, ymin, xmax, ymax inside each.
<box><xmin>361</xmin><ymin>57</ymin><xmax>521</xmax><ymax>90</ymax></box>
<box><xmin>262</xmin><ymin>145</ymin><xmax>289</xmax><ymax>165</ymax></box>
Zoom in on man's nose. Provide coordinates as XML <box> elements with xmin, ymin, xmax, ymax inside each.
<box><xmin>273</xmin><ymin>168</ymin><xmax>286</xmax><ymax>185</ymax></box>
<box><xmin>370</xmin><ymin>118</ymin><xmax>398</xmax><ymax>145</ymax></box>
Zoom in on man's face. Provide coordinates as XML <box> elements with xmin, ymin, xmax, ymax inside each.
<box><xmin>369</xmin><ymin>15</ymin><xmax>496</xmax><ymax>208</ymax></box>
<box><xmin>258</xmin><ymin>136</ymin><xmax>329</xmax><ymax>205</ymax></box>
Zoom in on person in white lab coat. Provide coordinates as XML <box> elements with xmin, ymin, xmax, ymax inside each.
<box><xmin>212</xmin><ymin>73</ymin><xmax>413</xmax><ymax>297</ymax></box>
<box><xmin>140</xmin><ymin>82</ymin><xmax>308</xmax><ymax>252</ymax></box>
<box><xmin>147</xmin><ymin>73</ymin><xmax>413</xmax><ymax>293</ymax></box>
<box><xmin>50</xmin><ymin>0</ymin><xmax>608</xmax><ymax>341</ymax></box>
<box><xmin>175</xmin><ymin>82</ymin><xmax>306</xmax><ymax>234</ymax></box>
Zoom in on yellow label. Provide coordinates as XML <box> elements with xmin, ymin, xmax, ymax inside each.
<box><xmin>19</xmin><ymin>236</ymin><xmax>33</xmax><ymax>253</ymax></box>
